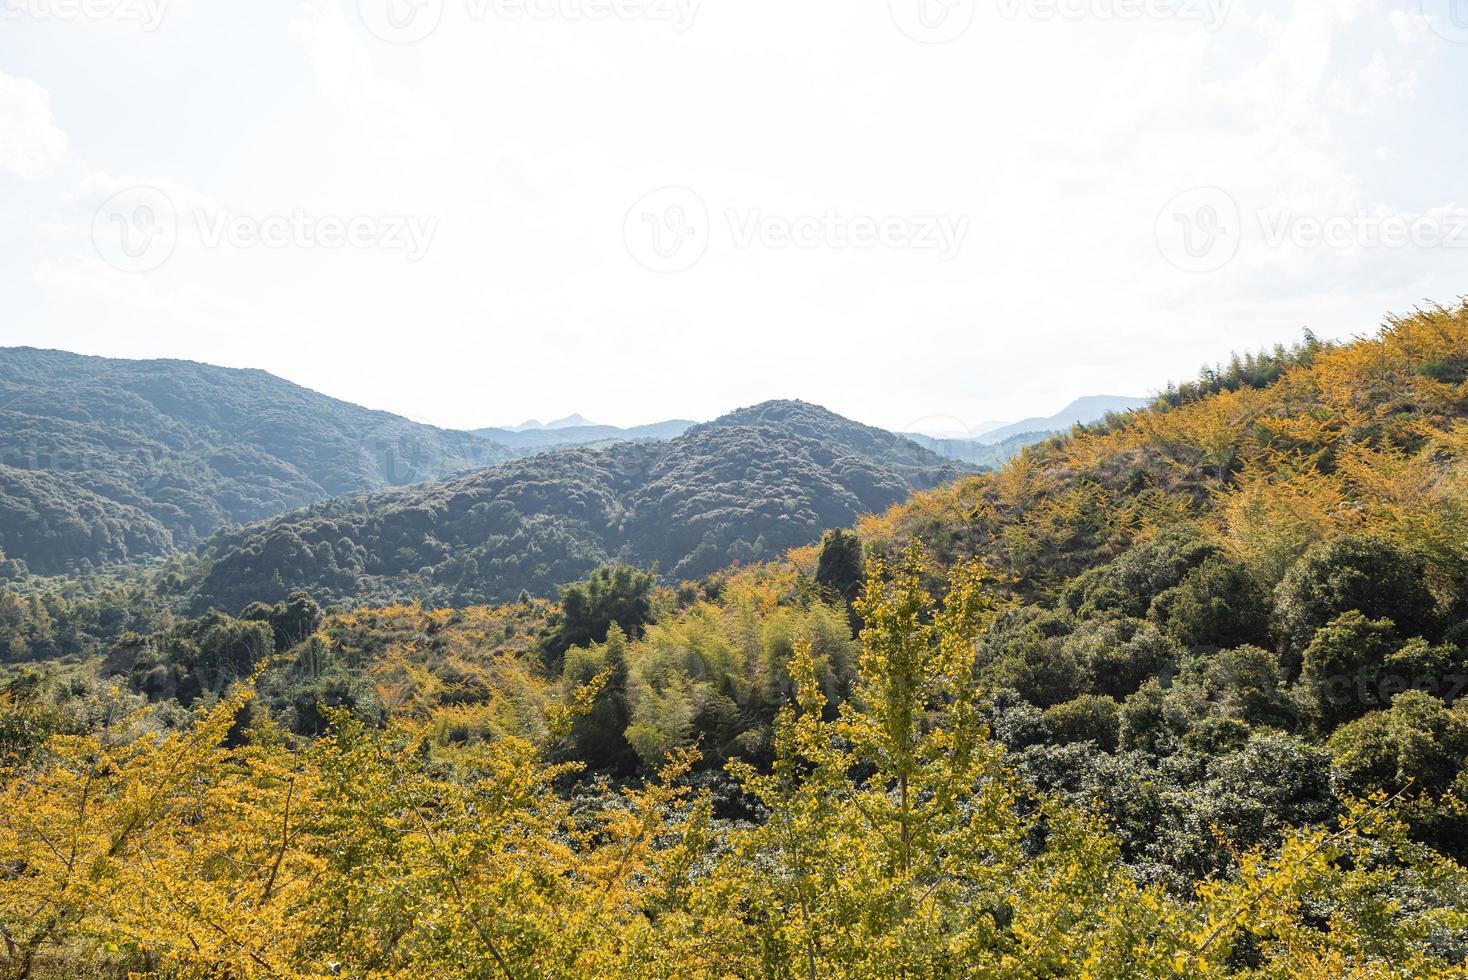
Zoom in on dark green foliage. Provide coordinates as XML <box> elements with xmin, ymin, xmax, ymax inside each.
<box><xmin>540</xmin><ymin>566</ymin><xmax>656</xmax><ymax>668</ymax></box>
<box><xmin>1330</xmin><ymin>692</ymin><xmax>1468</xmax><ymax>799</ymax></box>
<box><xmin>1329</xmin><ymin>692</ymin><xmax>1468</xmax><ymax>858</ymax></box>
<box><xmin>1147</xmin><ymin>555</ymin><xmax>1270</xmax><ymax>650</ymax></box>
<box><xmin>0</xmin><ymin>672</ymin><xmax>77</xmax><ymax>768</ymax></box>
<box><xmin>188</xmin><ymin>402</ymin><xmax>963</xmax><ymax>611</ymax></box>
<box><xmin>1297</xmin><ymin>613</ymin><xmax>1402</xmax><ymax>731</ymax></box>
<box><xmin>815</xmin><ymin>529</ymin><xmax>865</xmax><ymax>609</ymax></box>
<box><xmin>0</xmin><ymin>584</ymin><xmax>170</xmax><ymax>663</ymax></box>
<box><xmin>560</xmin><ymin>624</ymin><xmax>638</xmax><ymax>773</ymax></box>
<box><xmin>241</xmin><ymin>592</ymin><xmax>325</xmax><ymax>652</ymax></box>
<box><xmin>1181</xmin><ymin>733</ymin><xmax>1336</xmax><ymax>870</ymax></box>
<box><xmin>1061</xmin><ymin>531</ymin><xmax>1224</xmax><ymax>621</ymax></box>
<box><xmin>1008</xmin><ymin>732</ymin><xmax>1335</xmax><ymax>891</ymax></box>
<box><xmin>1065</xmin><ymin>618</ymin><xmax>1180</xmax><ymax>700</ymax></box>
<box><xmin>1118</xmin><ymin>680</ymin><xmax>1177</xmax><ymax>755</ymax></box>
<box><xmin>0</xmin><ymin>347</ymin><xmax>509</xmax><ymax>573</ymax></box>
<box><xmin>0</xmin><ymin>466</ymin><xmax>173</xmax><ymax>575</ymax></box>
<box><xmin>1275</xmin><ymin>535</ymin><xmax>1439</xmax><ymax>656</ymax></box>
<box><xmin>1174</xmin><ymin>645</ymin><xmax>1293</xmax><ymax>730</ymax></box>
<box><xmin>1043</xmin><ymin>694</ymin><xmax>1120</xmax><ymax>751</ymax></box>
<box><xmin>979</xmin><ymin>528</ymin><xmax>1468</xmax><ymax>878</ymax></box>
<box><xmin>977</xmin><ymin>607</ymin><xmax>1084</xmax><ymax>708</ymax></box>
<box><xmin>103</xmin><ymin>612</ymin><xmax>273</xmax><ymax>707</ymax></box>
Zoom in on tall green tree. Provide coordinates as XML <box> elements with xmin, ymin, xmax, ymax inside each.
<box><xmin>540</xmin><ymin>565</ymin><xmax>656</xmax><ymax>668</ymax></box>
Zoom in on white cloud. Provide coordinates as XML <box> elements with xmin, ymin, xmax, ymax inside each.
<box><xmin>0</xmin><ymin>72</ymin><xmax>68</xmax><ymax>178</ymax></box>
<box><xmin>287</xmin><ymin>0</ymin><xmax>454</xmax><ymax>165</ymax></box>
<box><xmin>2</xmin><ymin>0</ymin><xmax>1464</xmax><ymax>431</ymax></box>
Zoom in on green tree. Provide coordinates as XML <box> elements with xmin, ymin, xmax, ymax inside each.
<box><xmin>1043</xmin><ymin>694</ymin><xmax>1121</xmax><ymax>751</ymax></box>
<box><xmin>1297</xmin><ymin>612</ymin><xmax>1401</xmax><ymax>732</ymax></box>
<box><xmin>540</xmin><ymin>565</ymin><xmax>656</xmax><ymax>668</ymax></box>
<box><xmin>1329</xmin><ymin>691</ymin><xmax>1468</xmax><ymax>857</ymax></box>
<box><xmin>815</xmin><ymin>529</ymin><xmax>865</xmax><ymax>620</ymax></box>
<box><xmin>561</xmin><ymin>623</ymin><xmax>638</xmax><ymax>773</ymax></box>
<box><xmin>1275</xmin><ymin>536</ymin><xmax>1438</xmax><ymax>659</ymax></box>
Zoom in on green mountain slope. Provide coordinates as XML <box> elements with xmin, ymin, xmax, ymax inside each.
<box><xmin>0</xmin><ymin>348</ymin><xmax>509</xmax><ymax>573</ymax></box>
<box><xmin>187</xmin><ymin>400</ymin><xmax>964</xmax><ymax>611</ymax></box>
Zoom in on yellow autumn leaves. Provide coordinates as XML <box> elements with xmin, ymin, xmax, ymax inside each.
<box><xmin>4</xmin><ymin>549</ymin><xmax>1466</xmax><ymax>978</ymax></box>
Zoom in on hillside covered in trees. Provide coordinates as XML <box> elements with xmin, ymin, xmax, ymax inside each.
<box><xmin>0</xmin><ymin>349</ymin><xmax>510</xmax><ymax>574</ymax></box>
<box><xmin>4</xmin><ymin>305</ymin><xmax>1468</xmax><ymax>976</ymax></box>
<box><xmin>185</xmin><ymin>400</ymin><xmax>965</xmax><ymax>611</ymax></box>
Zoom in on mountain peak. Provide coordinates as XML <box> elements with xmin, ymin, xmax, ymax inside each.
<box><xmin>974</xmin><ymin>394</ymin><xmax>1150</xmax><ymax>446</ymax></box>
<box><xmin>511</xmin><ymin>414</ymin><xmax>598</xmax><ymax>432</ymax></box>
<box><xmin>545</xmin><ymin>414</ymin><xmax>597</xmax><ymax>429</ymax></box>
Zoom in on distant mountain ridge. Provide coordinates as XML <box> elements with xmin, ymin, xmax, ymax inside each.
<box><xmin>0</xmin><ymin>348</ymin><xmax>511</xmax><ymax>574</ymax></box>
<box><xmin>475</xmin><ymin>419</ymin><xmax>695</xmax><ymax>453</ymax></box>
<box><xmin>974</xmin><ymin>395</ymin><xmax>1150</xmax><ymax>445</ymax></box>
<box><xmin>188</xmin><ymin>399</ymin><xmax>966</xmax><ymax>611</ymax></box>
<box><xmin>902</xmin><ymin>395</ymin><xmax>1150</xmax><ymax>468</ymax></box>
<box><xmin>510</xmin><ymin>414</ymin><xmax>599</xmax><ymax>432</ymax></box>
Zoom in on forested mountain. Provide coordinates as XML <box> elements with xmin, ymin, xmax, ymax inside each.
<box><xmin>187</xmin><ymin>400</ymin><xmax>964</xmax><ymax>611</ymax></box>
<box><xmin>0</xmin><ymin>348</ymin><xmax>509</xmax><ymax>573</ymax></box>
<box><xmin>473</xmin><ymin>418</ymin><xmax>694</xmax><ymax>453</ymax></box>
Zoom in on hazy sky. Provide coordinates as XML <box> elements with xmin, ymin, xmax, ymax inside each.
<box><xmin>2</xmin><ymin>0</ymin><xmax>1465</xmax><ymax>434</ymax></box>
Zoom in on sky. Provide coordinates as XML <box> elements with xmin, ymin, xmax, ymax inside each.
<box><xmin>1</xmin><ymin>0</ymin><xmax>1466</xmax><ymax>436</ymax></box>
